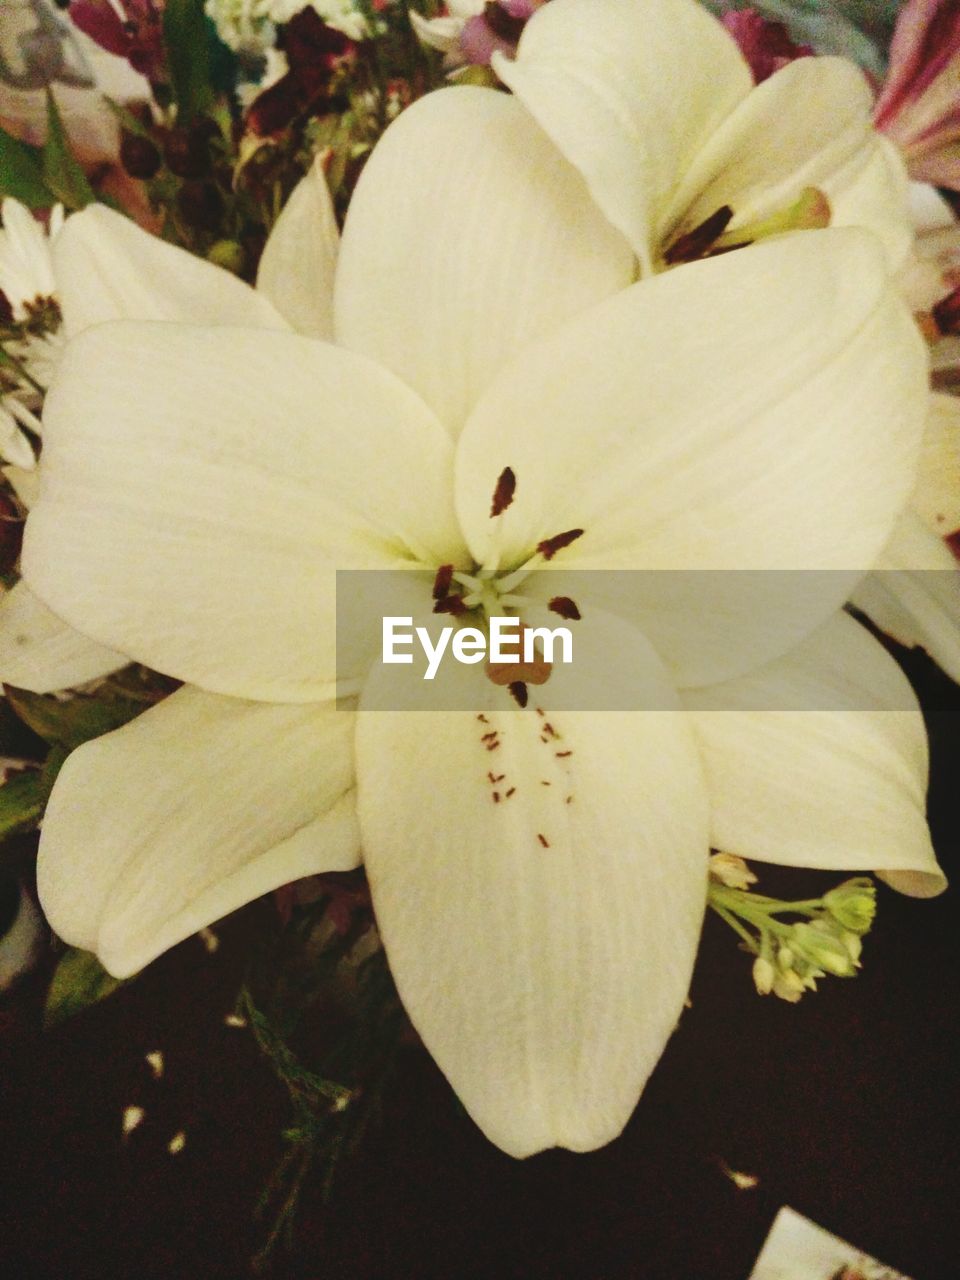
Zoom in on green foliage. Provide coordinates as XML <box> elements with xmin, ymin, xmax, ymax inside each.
<box><xmin>0</xmin><ymin>128</ymin><xmax>54</xmax><ymax>208</ymax></box>
<box><xmin>44</xmin><ymin>945</ymin><xmax>127</xmax><ymax>1028</ymax></box>
<box><xmin>0</xmin><ymin>746</ymin><xmax>66</xmax><ymax>851</ymax></box>
<box><xmin>41</xmin><ymin>91</ymin><xmax>95</xmax><ymax>210</ymax></box>
<box><xmin>5</xmin><ymin>683</ymin><xmax>148</xmax><ymax>751</ymax></box>
<box><xmin>163</xmin><ymin>0</ymin><xmax>215</xmax><ymax>123</ymax></box>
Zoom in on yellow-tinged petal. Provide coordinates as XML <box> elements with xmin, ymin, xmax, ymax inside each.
<box><xmin>356</xmin><ymin>631</ymin><xmax>709</xmax><ymax>1157</ymax></box>
<box><xmin>334</xmin><ymin>85</ymin><xmax>634</xmax><ymax>437</ymax></box>
<box><xmin>257</xmin><ymin>156</ymin><xmax>339</xmax><ymax>339</ymax></box>
<box><xmin>684</xmin><ymin>611</ymin><xmax>945</xmax><ymax>897</ymax></box>
<box><xmin>37</xmin><ymin>687</ymin><xmax>361</xmax><ymax>978</ymax></box>
<box><xmin>0</xmin><ymin>582</ymin><xmax>126</xmax><ymax>692</ymax></box>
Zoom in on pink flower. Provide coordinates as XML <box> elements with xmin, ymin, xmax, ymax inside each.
<box><xmin>720</xmin><ymin>8</ymin><xmax>813</xmax><ymax>84</ymax></box>
<box><xmin>69</xmin><ymin>0</ymin><xmax>166</xmax><ymax>84</ymax></box>
<box><xmin>874</xmin><ymin>0</ymin><xmax>960</xmax><ymax>191</ymax></box>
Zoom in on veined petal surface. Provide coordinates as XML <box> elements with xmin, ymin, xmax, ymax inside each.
<box><xmin>334</xmin><ymin>85</ymin><xmax>634</xmax><ymax>436</ymax></box>
<box><xmin>24</xmin><ymin>323</ymin><xmax>465</xmax><ymax>701</ymax></box>
<box><xmin>53</xmin><ymin>205</ymin><xmax>289</xmax><ymax>337</ymax></box>
<box><xmin>667</xmin><ymin>58</ymin><xmax>912</xmax><ymax>269</ymax></box>
<box><xmin>356</xmin><ymin>633</ymin><xmax>709</xmax><ymax>1157</ymax></box>
<box><xmin>257</xmin><ymin>157</ymin><xmax>340</xmax><ymax>339</ymax></box>
<box><xmin>456</xmin><ymin>231</ymin><xmax>928</xmax><ymax>684</ymax></box>
<box><xmin>493</xmin><ymin>0</ymin><xmax>752</xmax><ymax>270</ymax></box>
<box><xmin>0</xmin><ymin>582</ymin><xmax>126</xmax><ymax>692</ymax></box>
<box><xmin>37</xmin><ymin>686</ymin><xmax>361</xmax><ymax>978</ymax></box>
<box><xmin>684</xmin><ymin>610</ymin><xmax>945</xmax><ymax>897</ymax></box>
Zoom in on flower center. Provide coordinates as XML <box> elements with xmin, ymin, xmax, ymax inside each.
<box><xmin>662</xmin><ymin>186</ymin><xmax>831</xmax><ymax>266</ymax></box>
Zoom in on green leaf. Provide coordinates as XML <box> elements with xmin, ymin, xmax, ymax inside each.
<box><xmin>163</xmin><ymin>0</ymin><xmax>214</xmax><ymax>122</ymax></box>
<box><xmin>0</xmin><ymin>127</ymin><xmax>54</xmax><ymax>208</ymax></box>
<box><xmin>0</xmin><ymin>745</ymin><xmax>68</xmax><ymax>847</ymax></box>
<box><xmin>0</xmin><ymin>768</ymin><xmax>46</xmax><ymax>842</ymax></box>
<box><xmin>44</xmin><ymin>946</ymin><xmax>127</xmax><ymax>1028</ymax></box>
<box><xmin>41</xmin><ymin>90</ymin><xmax>96</xmax><ymax>210</ymax></box>
<box><xmin>5</xmin><ymin>686</ymin><xmax>147</xmax><ymax>751</ymax></box>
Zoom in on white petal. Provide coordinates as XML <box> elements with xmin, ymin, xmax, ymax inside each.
<box><xmin>356</xmin><ymin>635</ymin><xmax>709</xmax><ymax>1157</ymax></box>
<box><xmin>53</xmin><ymin>205</ymin><xmax>289</xmax><ymax>338</ymax></box>
<box><xmin>850</xmin><ymin>509</ymin><xmax>960</xmax><ymax>685</ymax></box>
<box><xmin>24</xmin><ymin>322</ymin><xmax>464</xmax><ymax>701</ymax></box>
<box><xmin>493</xmin><ymin>0</ymin><xmax>752</xmax><ymax>270</ymax></box>
<box><xmin>908</xmin><ymin>182</ymin><xmax>957</xmax><ymax>234</ymax></box>
<box><xmin>37</xmin><ymin>686</ymin><xmax>361</xmax><ymax>978</ymax></box>
<box><xmin>334</xmin><ymin>84</ymin><xmax>634</xmax><ymax>435</ymax></box>
<box><xmin>912</xmin><ymin>393</ymin><xmax>960</xmax><ymax>536</ymax></box>
<box><xmin>685</xmin><ymin>611</ymin><xmax>945</xmax><ymax>897</ymax></box>
<box><xmin>2</xmin><ymin>464</ymin><xmax>40</xmax><ymax>508</ymax></box>
<box><xmin>667</xmin><ymin>59</ymin><xmax>912</xmax><ymax>270</ymax></box>
<box><xmin>256</xmin><ymin>156</ymin><xmax>339</xmax><ymax>339</ymax></box>
<box><xmin>456</xmin><ymin>230</ymin><xmax>928</xmax><ymax>684</ymax></box>
<box><xmin>0</xmin><ymin>582</ymin><xmax>126</xmax><ymax>692</ymax></box>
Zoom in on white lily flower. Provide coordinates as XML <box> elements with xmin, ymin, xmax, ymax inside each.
<box><xmin>19</xmin><ymin>77</ymin><xmax>946</xmax><ymax>1157</ymax></box>
<box><xmin>0</xmin><ymin>158</ymin><xmax>338</xmax><ymax>690</ymax></box>
<box><xmin>491</xmin><ymin>0</ymin><xmax>913</xmax><ymax>273</ymax></box>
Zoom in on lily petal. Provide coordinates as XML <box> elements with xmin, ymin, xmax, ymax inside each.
<box><xmin>53</xmin><ymin>205</ymin><xmax>289</xmax><ymax>338</ymax></box>
<box><xmin>493</xmin><ymin>0</ymin><xmax>751</xmax><ymax>270</ymax></box>
<box><xmin>37</xmin><ymin>686</ymin><xmax>361</xmax><ymax>978</ymax></box>
<box><xmin>456</xmin><ymin>230</ymin><xmax>928</xmax><ymax>684</ymax></box>
<box><xmin>356</xmin><ymin>632</ymin><xmax>709</xmax><ymax>1157</ymax></box>
<box><xmin>24</xmin><ymin>323</ymin><xmax>464</xmax><ymax>701</ymax></box>
<box><xmin>850</xmin><ymin>509</ymin><xmax>960</xmax><ymax>685</ymax></box>
<box><xmin>684</xmin><ymin>610</ymin><xmax>945</xmax><ymax>897</ymax></box>
<box><xmin>334</xmin><ymin>84</ymin><xmax>634</xmax><ymax>436</ymax></box>
<box><xmin>912</xmin><ymin>392</ymin><xmax>960</xmax><ymax>536</ymax></box>
<box><xmin>668</xmin><ymin>58</ymin><xmax>912</xmax><ymax>269</ymax></box>
<box><xmin>0</xmin><ymin>582</ymin><xmax>126</xmax><ymax>692</ymax></box>
<box><xmin>257</xmin><ymin>156</ymin><xmax>339</xmax><ymax>339</ymax></box>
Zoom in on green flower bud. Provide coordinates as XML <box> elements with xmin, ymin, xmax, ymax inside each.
<box><xmin>207</xmin><ymin>239</ymin><xmax>247</xmax><ymax>276</ymax></box>
<box><xmin>792</xmin><ymin>921</ymin><xmax>858</xmax><ymax>978</ymax></box>
<box><xmin>822</xmin><ymin>877</ymin><xmax>876</xmax><ymax>934</ymax></box>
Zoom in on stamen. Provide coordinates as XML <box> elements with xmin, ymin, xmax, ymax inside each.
<box><xmin>508</xmin><ymin>681</ymin><xmax>528</xmax><ymax>708</ymax></box>
<box><xmin>537</xmin><ymin>528</ymin><xmax>584</xmax><ymax>560</ymax></box>
<box><xmin>432</xmin><ymin>563</ymin><xmax>453</xmax><ymax>600</ymax></box>
<box><xmin>663</xmin><ymin>205</ymin><xmax>734</xmax><ymax>264</ymax></box>
<box><xmin>548</xmin><ymin>596</ymin><xmax>581</xmax><ymax>620</ymax></box>
<box><xmin>490</xmin><ymin>466</ymin><xmax>516</xmax><ymax>517</ymax></box>
<box><xmin>434</xmin><ymin>596</ymin><xmax>467</xmax><ymax>616</ymax></box>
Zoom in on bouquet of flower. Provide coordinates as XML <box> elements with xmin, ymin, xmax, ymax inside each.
<box><xmin>1</xmin><ymin>0</ymin><xmax>958</xmax><ymax>1263</ymax></box>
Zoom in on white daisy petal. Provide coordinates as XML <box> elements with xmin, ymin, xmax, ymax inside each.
<box><xmin>356</xmin><ymin>631</ymin><xmax>709</xmax><ymax>1157</ymax></box>
<box><xmin>37</xmin><ymin>686</ymin><xmax>361</xmax><ymax>978</ymax></box>
<box><xmin>23</xmin><ymin>322</ymin><xmax>464</xmax><ymax>701</ymax></box>
<box><xmin>334</xmin><ymin>84</ymin><xmax>634</xmax><ymax>436</ymax></box>
<box><xmin>685</xmin><ymin>611</ymin><xmax>945</xmax><ymax>898</ymax></box>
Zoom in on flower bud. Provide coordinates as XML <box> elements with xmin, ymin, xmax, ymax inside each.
<box><xmin>772</xmin><ymin>969</ymin><xmax>806</xmax><ymax>1003</ymax></box>
<box><xmin>752</xmin><ymin>955</ymin><xmax>775</xmax><ymax>995</ymax></box>
<box><xmin>792</xmin><ymin>921</ymin><xmax>857</xmax><ymax>978</ymax></box>
<box><xmin>709</xmin><ymin>853</ymin><xmax>757</xmax><ymax>890</ymax></box>
<box><xmin>822</xmin><ymin>877</ymin><xmax>876</xmax><ymax>934</ymax></box>
<box><xmin>207</xmin><ymin>239</ymin><xmax>246</xmax><ymax>276</ymax></box>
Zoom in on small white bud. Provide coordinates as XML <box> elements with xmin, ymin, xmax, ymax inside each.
<box><xmin>752</xmin><ymin>955</ymin><xmax>775</xmax><ymax>995</ymax></box>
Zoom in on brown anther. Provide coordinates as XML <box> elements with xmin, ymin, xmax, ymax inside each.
<box><xmin>537</xmin><ymin>833</ymin><xmax>550</xmax><ymax>848</ymax></box>
<box><xmin>481</xmin><ymin>731</ymin><xmax>499</xmax><ymax>743</ymax></box>
<box><xmin>548</xmin><ymin>596</ymin><xmax>581</xmax><ymax>621</ymax></box>
<box><xmin>433</xmin><ymin>563</ymin><xmax>454</xmax><ymax>600</ymax></box>
<box><xmin>490</xmin><ymin>466</ymin><xmax>516</xmax><ymax>517</ymax></box>
<box><xmin>434</xmin><ymin>595</ymin><xmax>467</xmax><ymax>616</ymax></box>
<box><xmin>505</xmin><ymin>787</ymin><xmax>516</xmax><ymax>798</ymax></box>
<box><xmin>493</xmin><ymin>791</ymin><xmax>501</xmax><ymax>803</ymax></box>
<box><xmin>555</xmin><ymin>750</ymin><xmax>572</xmax><ymax>758</ymax></box>
<box><xmin>540</xmin><ymin>780</ymin><xmax>551</xmax><ymax>786</ymax></box>
<box><xmin>537</xmin><ymin>528</ymin><xmax>584</xmax><ymax>560</ymax></box>
<box><xmin>508</xmin><ymin>681</ymin><xmax>528</xmax><ymax>708</ymax></box>
<box><xmin>485</xmin><ymin>740</ymin><xmax>501</xmax><ymax>751</ymax></box>
<box><xmin>485</xmin><ymin>623</ymin><xmax>552</xmax><ymax>687</ymax></box>
<box><xmin>664</xmin><ymin>205</ymin><xmax>734</xmax><ymax>264</ymax></box>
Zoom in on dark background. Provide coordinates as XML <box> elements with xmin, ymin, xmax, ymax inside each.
<box><xmin>1</xmin><ymin>647</ymin><xmax>958</xmax><ymax>1280</ymax></box>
